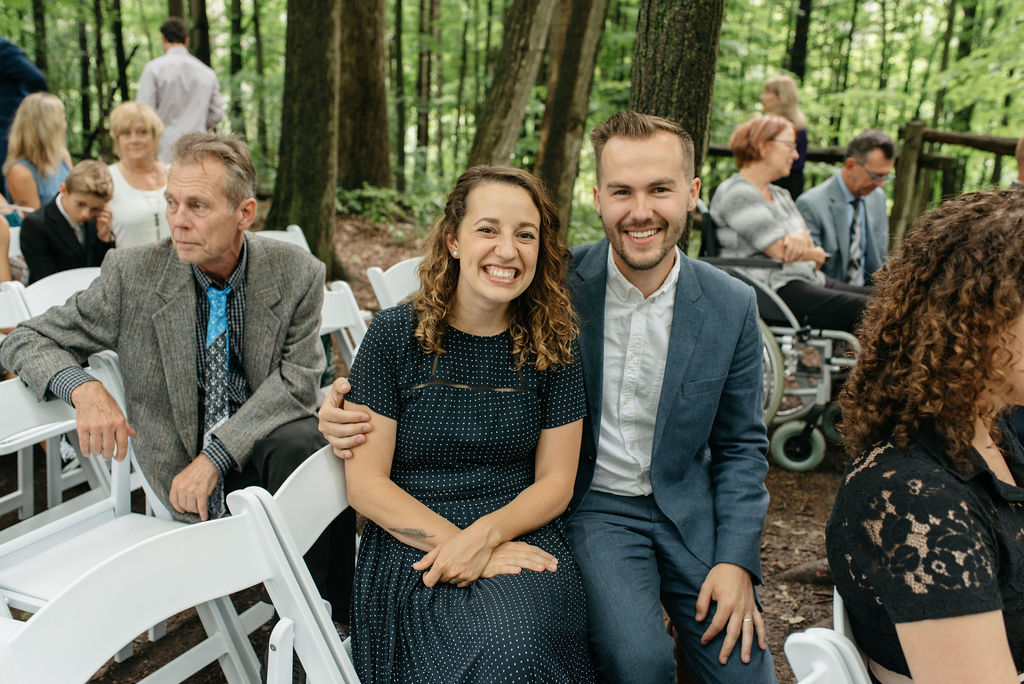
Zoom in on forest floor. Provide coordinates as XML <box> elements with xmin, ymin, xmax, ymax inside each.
<box><xmin>0</xmin><ymin>215</ymin><xmax>845</xmax><ymax>683</ymax></box>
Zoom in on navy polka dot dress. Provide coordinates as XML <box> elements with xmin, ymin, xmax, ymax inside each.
<box><xmin>347</xmin><ymin>303</ymin><xmax>594</xmax><ymax>683</ymax></box>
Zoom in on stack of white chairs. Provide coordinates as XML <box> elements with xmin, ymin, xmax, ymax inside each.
<box><xmin>321</xmin><ymin>280</ymin><xmax>368</xmax><ymax>371</ymax></box>
<box><xmin>366</xmin><ymin>256</ymin><xmax>423</xmax><ymax>310</ymax></box>
<box><xmin>0</xmin><ymin>480</ymin><xmax>359</xmax><ymax>683</ymax></box>
<box><xmin>783</xmin><ymin>589</ymin><xmax>871</xmax><ymax>684</ymax></box>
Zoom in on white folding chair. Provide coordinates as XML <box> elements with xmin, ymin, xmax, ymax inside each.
<box><xmin>0</xmin><ymin>284</ymin><xmax>30</xmax><ymax>329</ymax></box>
<box><xmin>785</xmin><ymin>592</ymin><xmax>872</xmax><ymax>684</ymax></box>
<box><xmin>1</xmin><ymin>266</ymin><xmax>102</xmax><ymax>316</ymax></box>
<box><xmin>0</xmin><ymin>489</ymin><xmax>346</xmax><ymax>684</ymax></box>
<box><xmin>229</xmin><ymin>445</ymin><xmax>360</xmax><ymax>682</ymax></box>
<box><xmin>0</xmin><ymin>351</ymin><xmax>272</xmax><ymax>682</ymax></box>
<box><xmin>7</xmin><ymin>226</ymin><xmax>20</xmax><ymax>259</ymax></box>
<box><xmin>321</xmin><ymin>280</ymin><xmax>368</xmax><ymax>370</ymax></box>
<box><xmin>258</xmin><ymin>224</ymin><xmax>311</xmax><ymax>252</ymax></box>
<box><xmin>366</xmin><ymin>256</ymin><xmax>423</xmax><ymax>310</ymax></box>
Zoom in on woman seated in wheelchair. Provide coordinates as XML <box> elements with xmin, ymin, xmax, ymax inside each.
<box><xmin>710</xmin><ymin>115</ymin><xmax>870</xmax><ymax>333</ymax></box>
<box><xmin>826</xmin><ymin>189</ymin><xmax>1024</xmax><ymax>683</ymax></box>
<box><xmin>341</xmin><ymin>165</ymin><xmax>593</xmax><ymax>682</ymax></box>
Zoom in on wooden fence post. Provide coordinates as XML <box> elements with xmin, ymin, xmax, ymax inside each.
<box><xmin>889</xmin><ymin>120</ymin><xmax>926</xmax><ymax>252</ymax></box>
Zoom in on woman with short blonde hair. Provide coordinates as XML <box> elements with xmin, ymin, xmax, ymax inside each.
<box><xmin>107</xmin><ymin>101</ymin><xmax>170</xmax><ymax>247</ymax></box>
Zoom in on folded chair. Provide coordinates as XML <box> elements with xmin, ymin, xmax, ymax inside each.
<box><xmin>0</xmin><ymin>487</ymin><xmax>347</xmax><ymax>683</ymax></box>
<box><xmin>322</xmin><ymin>280</ymin><xmax>368</xmax><ymax>370</ymax></box>
<box><xmin>366</xmin><ymin>256</ymin><xmax>423</xmax><ymax>310</ymax></box>
<box><xmin>229</xmin><ymin>444</ymin><xmax>360</xmax><ymax>682</ymax></box>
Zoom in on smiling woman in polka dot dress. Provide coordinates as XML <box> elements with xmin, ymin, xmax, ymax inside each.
<box><xmin>344</xmin><ymin>165</ymin><xmax>594</xmax><ymax>683</ymax></box>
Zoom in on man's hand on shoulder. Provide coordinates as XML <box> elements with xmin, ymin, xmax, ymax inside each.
<box><xmin>695</xmin><ymin>562</ymin><xmax>767</xmax><ymax>665</ymax></box>
<box><xmin>318</xmin><ymin>377</ymin><xmax>372</xmax><ymax>459</ymax></box>
<box><xmin>71</xmin><ymin>379</ymin><xmax>136</xmax><ymax>460</ymax></box>
<box><xmin>169</xmin><ymin>454</ymin><xmax>219</xmax><ymax>521</ymax></box>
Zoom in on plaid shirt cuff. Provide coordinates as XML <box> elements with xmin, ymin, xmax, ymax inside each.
<box><xmin>48</xmin><ymin>367</ymin><xmax>98</xmax><ymax>406</ymax></box>
<box><xmin>203</xmin><ymin>437</ymin><xmax>237</xmax><ymax>477</ymax></box>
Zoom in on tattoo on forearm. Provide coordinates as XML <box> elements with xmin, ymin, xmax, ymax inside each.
<box><xmin>389</xmin><ymin>527</ymin><xmax>433</xmax><ymax>539</ymax></box>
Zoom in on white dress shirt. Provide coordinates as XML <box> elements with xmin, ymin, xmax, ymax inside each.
<box><xmin>590</xmin><ymin>246</ymin><xmax>680</xmax><ymax>497</ymax></box>
<box><xmin>54</xmin><ymin>192</ymin><xmax>85</xmax><ymax>245</ymax></box>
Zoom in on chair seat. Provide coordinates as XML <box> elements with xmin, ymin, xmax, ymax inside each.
<box><xmin>0</xmin><ymin>616</ymin><xmax>25</xmax><ymax>642</ymax></box>
<box><xmin>0</xmin><ymin>514</ymin><xmax>182</xmax><ymax>609</ymax></box>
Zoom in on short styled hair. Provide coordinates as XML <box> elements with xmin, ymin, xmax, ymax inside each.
<box><xmin>590</xmin><ymin>111</ymin><xmax>695</xmax><ymax>183</ymax></box>
<box><xmin>846</xmin><ymin>129</ymin><xmax>896</xmax><ymax>163</ymax></box>
<box><xmin>64</xmin><ymin>160</ymin><xmax>114</xmax><ymax>201</ymax></box>
<box><xmin>728</xmin><ymin>115</ymin><xmax>793</xmax><ymax>169</ymax></box>
<box><xmin>170</xmin><ymin>132</ymin><xmax>256</xmax><ymax>209</ymax></box>
<box><xmin>160</xmin><ymin>18</ymin><xmax>188</xmax><ymax>44</ymax></box>
<box><xmin>109</xmin><ymin>101</ymin><xmax>163</xmax><ymax>158</ymax></box>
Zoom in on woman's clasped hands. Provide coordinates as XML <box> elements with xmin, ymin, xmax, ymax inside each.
<box><xmin>413</xmin><ymin>523</ymin><xmax>559</xmax><ymax>588</ymax></box>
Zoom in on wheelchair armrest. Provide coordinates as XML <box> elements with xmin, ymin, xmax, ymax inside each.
<box><xmin>699</xmin><ymin>257</ymin><xmax>784</xmax><ymax>270</ymax></box>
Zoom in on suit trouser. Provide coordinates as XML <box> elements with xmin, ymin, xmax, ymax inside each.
<box><xmin>225</xmin><ymin>415</ymin><xmax>356</xmax><ymax>622</ymax></box>
<box><xmin>564</xmin><ymin>490</ymin><xmax>777</xmax><ymax>684</ymax></box>
<box><xmin>776</xmin><ymin>276</ymin><xmax>872</xmax><ymax>333</ymax></box>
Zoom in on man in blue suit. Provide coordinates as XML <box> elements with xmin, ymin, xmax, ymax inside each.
<box><xmin>319</xmin><ymin>111</ymin><xmax>775</xmax><ymax>682</ymax></box>
<box><xmin>796</xmin><ymin>130</ymin><xmax>895</xmax><ymax>286</ymax></box>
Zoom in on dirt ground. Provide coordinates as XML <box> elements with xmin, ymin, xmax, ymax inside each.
<box><xmin>0</xmin><ymin>216</ymin><xmax>845</xmax><ymax>683</ymax></box>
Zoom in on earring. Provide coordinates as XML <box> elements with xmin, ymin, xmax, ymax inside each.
<box><xmin>452</xmin><ymin>250</ymin><xmax>459</xmax><ymax>258</ymax></box>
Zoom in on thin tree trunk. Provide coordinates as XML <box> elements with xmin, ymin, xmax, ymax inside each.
<box><xmin>931</xmin><ymin>0</ymin><xmax>957</xmax><ymax>128</ymax></box>
<box><xmin>875</xmin><ymin>0</ymin><xmax>888</xmax><ymax>125</ymax></box>
<box><xmin>229</xmin><ymin>0</ymin><xmax>246</xmax><ymax>136</ymax></box>
<box><xmin>785</xmin><ymin>0</ymin><xmax>811</xmax><ymax>82</ymax></box>
<box><xmin>337</xmin><ymin>0</ymin><xmax>391</xmax><ymax>189</ymax></box>
<box><xmin>415</xmin><ymin>0</ymin><xmax>431</xmax><ymax>175</ymax></box>
<box><xmin>79</xmin><ymin>20</ymin><xmax>92</xmax><ymax>154</ymax></box>
<box><xmin>168</xmin><ymin>0</ymin><xmax>186</xmax><ymax>19</ymax></box>
<box><xmin>91</xmin><ymin>0</ymin><xmax>111</xmax><ymax>158</ymax></box>
<box><xmin>431</xmin><ymin>0</ymin><xmax>443</xmax><ymax>180</ymax></box>
<box><xmin>112</xmin><ymin>0</ymin><xmax>130</xmax><ymax>102</ymax></box>
<box><xmin>535</xmin><ymin>0</ymin><xmax>610</xmax><ymax>230</ymax></box>
<box><xmin>393</xmin><ymin>0</ymin><xmax>408</xmax><ymax>191</ymax></box>
<box><xmin>268</xmin><ymin>0</ymin><xmax>343</xmax><ymax>278</ymax></box>
<box><xmin>951</xmin><ymin>0</ymin><xmax>977</xmax><ymax>131</ymax></box>
<box><xmin>467</xmin><ymin>0</ymin><xmax>558</xmax><ymax>167</ymax></box>
<box><xmin>536</xmin><ymin>1</ymin><xmax>570</xmax><ymax>162</ymax></box>
<box><xmin>31</xmin><ymin>0</ymin><xmax>47</xmax><ymax>74</ymax></box>
<box><xmin>252</xmin><ymin>0</ymin><xmax>269</xmax><ymax>159</ymax></box>
<box><xmin>191</xmin><ymin>0</ymin><xmax>212</xmax><ymax>66</ymax></box>
<box><xmin>453</xmin><ymin>2</ymin><xmax>470</xmax><ymax>166</ymax></box>
<box><xmin>136</xmin><ymin>0</ymin><xmax>156</xmax><ymax>58</ymax></box>
<box><xmin>834</xmin><ymin>0</ymin><xmax>859</xmax><ymax>136</ymax></box>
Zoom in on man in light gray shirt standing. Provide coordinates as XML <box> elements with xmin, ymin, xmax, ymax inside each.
<box><xmin>137</xmin><ymin>17</ymin><xmax>225</xmax><ymax>162</ymax></box>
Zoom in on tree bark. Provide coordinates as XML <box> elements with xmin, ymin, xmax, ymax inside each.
<box><xmin>229</xmin><ymin>0</ymin><xmax>246</xmax><ymax>136</ymax></box>
<box><xmin>415</xmin><ymin>0</ymin><xmax>432</xmax><ymax>175</ymax></box>
<box><xmin>951</xmin><ymin>0</ymin><xmax>977</xmax><ymax>131</ymax></box>
<box><xmin>268</xmin><ymin>0</ymin><xmax>343</xmax><ymax>279</ymax></box>
<box><xmin>252</xmin><ymin>0</ymin><xmax>269</xmax><ymax>159</ymax></box>
<box><xmin>535</xmin><ymin>0</ymin><xmax>610</xmax><ymax>230</ymax></box>
<box><xmin>931</xmin><ymin>0</ymin><xmax>957</xmax><ymax>128</ymax></box>
<box><xmin>453</xmin><ymin>2</ymin><xmax>470</xmax><ymax>165</ymax></box>
<box><xmin>432</xmin><ymin>0</ymin><xmax>444</xmax><ymax>179</ymax></box>
<box><xmin>337</xmin><ymin>0</ymin><xmax>391</xmax><ymax>189</ymax></box>
<box><xmin>630</xmin><ymin>0</ymin><xmax>725</xmax><ymax>177</ymax></box>
<box><xmin>91</xmin><ymin>0</ymin><xmax>112</xmax><ymax>158</ymax></box>
<box><xmin>112</xmin><ymin>0</ymin><xmax>130</xmax><ymax>102</ymax></box>
<box><xmin>31</xmin><ymin>0</ymin><xmax>47</xmax><ymax>74</ymax></box>
<box><xmin>168</xmin><ymin>0</ymin><xmax>186</xmax><ymax>19</ymax></box>
<box><xmin>467</xmin><ymin>0</ymin><xmax>558</xmax><ymax>167</ymax></box>
<box><xmin>785</xmin><ymin>0</ymin><xmax>811</xmax><ymax>82</ymax></box>
<box><xmin>190</xmin><ymin>0</ymin><xmax>212</xmax><ymax>66</ymax></box>
<box><xmin>393</xmin><ymin>0</ymin><xmax>408</xmax><ymax>191</ymax></box>
<box><xmin>79</xmin><ymin>20</ymin><xmax>92</xmax><ymax>155</ymax></box>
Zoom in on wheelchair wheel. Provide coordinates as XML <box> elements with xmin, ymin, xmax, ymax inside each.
<box><xmin>760</xmin><ymin>319</ymin><xmax>784</xmax><ymax>425</ymax></box>
<box><xmin>821</xmin><ymin>403</ymin><xmax>843</xmax><ymax>443</ymax></box>
<box><xmin>770</xmin><ymin>421</ymin><xmax>825</xmax><ymax>472</ymax></box>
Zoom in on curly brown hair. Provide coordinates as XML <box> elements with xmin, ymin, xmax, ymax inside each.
<box><xmin>412</xmin><ymin>165</ymin><xmax>578</xmax><ymax>371</ymax></box>
<box><xmin>840</xmin><ymin>189</ymin><xmax>1024</xmax><ymax>464</ymax></box>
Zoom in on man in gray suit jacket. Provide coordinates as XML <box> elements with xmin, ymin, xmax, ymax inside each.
<box><xmin>0</xmin><ymin>132</ymin><xmax>353</xmax><ymax>617</ymax></box>
<box><xmin>319</xmin><ymin>112</ymin><xmax>775</xmax><ymax>682</ymax></box>
<box><xmin>796</xmin><ymin>129</ymin><xmax>895</xmax><ymax>285</ymax></box>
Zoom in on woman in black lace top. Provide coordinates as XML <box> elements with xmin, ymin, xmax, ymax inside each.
<box><xmin>826</xmin><ymin>189</ymin><xmax>1024</xmax><ymax>684</ymax></box>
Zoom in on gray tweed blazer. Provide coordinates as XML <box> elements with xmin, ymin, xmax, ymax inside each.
<box><xmin>0</xmin><ymin>233</ymin><xmax>326</xmax><ymax>522</ymax></box>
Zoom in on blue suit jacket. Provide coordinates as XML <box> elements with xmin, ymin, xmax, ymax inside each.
<box><xmin>565</xmin><ymin>240</ymin><xmax>770</xmax><ymax>582</ymax></box>
<box><xmin>797</xmin><ymin>174</ymin><xmax>888</xmax><ymax>283</ymax></box>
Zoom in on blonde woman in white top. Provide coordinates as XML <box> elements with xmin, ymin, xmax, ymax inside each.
<box><xmin>107</xmin><ymin>102</ymin><xmax>170</xmax><ymax>248</ymax></box>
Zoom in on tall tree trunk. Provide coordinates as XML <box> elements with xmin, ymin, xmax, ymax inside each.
<box><xmin>785</xmin><ymin>0</ymin><xmax>811</xmax><ymax>82</ymax></box>
<box><xmin>453</xmin><ymin>2</ymin><xmax>470</xmax><ymax>166</ymax></box>
<box><xmin>931</xmin><ymin>0</ymin><xmax>957</xmax><ymax>128</ymax></box>
<box><xmin>467</xmin><ymin>0</ymin><xmax>558</xmax><ymax>167</ymax></box>
<box><xmin>229</xmin><ymin>0</ymin><xmax>246</xmax><ymax>136</ymax></box>
<box><xmin>112</xmin><ymin>0</ymin><xmax>130</xmax><ymax>102</ymax></box>
<box><xmin>535</xmin><ymin>0</ymin><xmax>610</xmax><ymax>230</ymax></box>
<box><xmin>630</xmin><ymin>0</ymin><xmax>725</xmax><ymax>177</ymax></box>
<box><xmin>91</xmin><ymin>0</ymin><xmax>111</xmax><ymax>158</ymax></box>
<box><xmin>536</xmin><ymin>1</ymin><xmax>570</xmax><ymax>157</ymax></box>
<box><xmin>951</xmin><ymin>0</ymin><xmax>977</xmax><ymax>131</ymax></box>
<box><xmin>168</xmin><ymin>0</ymin><xmax>186</xmax><ymax>19</ymax></box>
<box><xmin>252</xmin><ymin>0</ymin><xmax>269</xmax><ymax>159</ymax></box>
<box><xmin>393</xmin><ymin>0</ymin><xmax>408</xmax><ymax>191</ymax></box>
<box><xmin>79</xmin><ymin>20</ymin><xmax>92</xmax><ymax>152</ymax></box>
<box><xmin>415</xmin><ymin>0</ymin><xmax>432</xmax><ymax>176</ymax></box>
<box><xmin>834</xmin><ymin>0</ymin><xmax>859</xmax><ymax>136</ymax></box>
<box><xmin>191</xmin><ymin>0</ymin><xmax>212</xmax><ymax>66</ymax></box>
<box><xmin>431</xmin><ymin>0</ymin><xmax>444</xmax><ymax>180</ymax></box>
<box><xmin>31</xmin><ymin>0</ymin><xmax>47</xmax><ymax>74</ymax></box>
<box><xmin>268</xmin><ymin>0</ymin><xmax>343</xmax><ymax>278</ymax></box>
<box><xmin>875</xmin><ymin>0</ymin><xmax>889</xmax><ymax>125</ymax></box>
<box><xmin>337</xmin><ymin>0</ymin><xmax>391</xmax><ymax>189</ymax></box>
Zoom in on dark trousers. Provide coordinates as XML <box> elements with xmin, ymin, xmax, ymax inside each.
<box><xmin>777</xmin><ymin>276</ymin><xmax>872</xmax><ymax>333</ymax></box>
<box><xmin>225</xmin><ymin>415</ymin><xmax>356</xmax><ymax>622</ymax></box>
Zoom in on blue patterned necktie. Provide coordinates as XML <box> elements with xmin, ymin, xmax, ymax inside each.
<box><xmin>203</xmin><ymin>284</ymin><xmax>232</xmax><ymax>518</ymax></box>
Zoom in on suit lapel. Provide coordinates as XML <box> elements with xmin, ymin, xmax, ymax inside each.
<box><xmin>152</xmin><ymin>247</ymin><xmax>200</xmax><ymax>456</ymax></box>
<box><xmin>46</xmin><ymin>202</ymin><xmax>87</xmax><ymax>261</ymax></box>
<box><xmin>572</xmin><ymin>241</ymin><xmax>609</xmax><ymax>449</ymax></box>
<box><xmin>827</xmin><ymin>176</ymin><xmax>850</xmax><ymax>270</ymax></box>
<box><xmin>652</xmin><ymin>256</ymin><xmax>705</xmax><ymax>451</ymax></box>
<box><xmin>241</xmin><ymin>236</ymin><xmax>283</xmax><ymax>389</ymax></box>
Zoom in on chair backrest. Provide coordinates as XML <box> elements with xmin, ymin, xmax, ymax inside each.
<box><xmin>7</xmin><ymin>226</ymin><xmax>20</xmax><ymax>259</ymax></box>
<box><xmin>259</xmin><ymin>224</ymin><xmax>311</xmax><ymax>252</ymax></box>
<box><xmin>366</xmin><ymin>256</ymin><xmax>423</xmax><ymax>310</ymax></box>
<box><xmin>18</xmin><ymin>267</ymin><xmax>102</xmax><ymax>317</ymax></box>
<box><xmin>0</xmin><ymin>282</ymin><xmax>30</xmax><ymax>328</ymax></box>
<box><xmin>785</xmin><ymin>627</ymin><xmax>871</xmax><ymax>684</ymax></box>
<box><xmin>322</xmin><ymin>280</ymin><xmax>368</xmax><ymax>369</ymax></box>
<box><xmin>0</xmin><ymin>377</ymin><xmax>77</xmax><ymax>457</ymax></box>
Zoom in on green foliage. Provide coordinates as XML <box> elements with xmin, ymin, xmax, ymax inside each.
<box><xmin>336</xmin><ymin>183</ymin><xmax>443</xmax><ymax>229</ymax></box>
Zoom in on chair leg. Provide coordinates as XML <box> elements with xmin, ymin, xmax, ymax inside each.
<box><xmin>196</xmin><ymin>596</ymin><xmax>263</xmax><ymax>684</ymax></box>
<box><xmin>16</xmin><ymin>446</ymin><xmax>33</xmax><ymax>520</ymax></box>
<box><xmin>267</xmin><ymin>617</ymin><xmax>295</xmax><ymax>684</ymax></box>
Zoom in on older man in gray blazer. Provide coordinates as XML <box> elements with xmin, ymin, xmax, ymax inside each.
<box><xmin>0</xmin><ymin>132</ymin><xmax>353</xmax><ymax>618</ymax></box>
<box><xmin>796</xmin><ymin>129</ymin><xmax>895</xmax><ymax>285</ymax></box>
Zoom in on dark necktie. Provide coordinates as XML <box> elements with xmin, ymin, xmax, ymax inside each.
<box><xmin>847</xmin><ymin>198</ymin><xmax>863</xmax><ymax>285</ymax></box>
<box><xmin>203</xmin><ymin>284</ymin><xmax>231</xmax><ymax>518</ymax></box>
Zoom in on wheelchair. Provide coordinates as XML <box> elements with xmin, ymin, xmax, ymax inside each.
<box><xmin>697</xmin><ymin>211</ymin><xmax>859</xmax><ymax>471</ymax></box>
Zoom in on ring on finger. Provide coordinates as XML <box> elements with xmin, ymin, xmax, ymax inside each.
<box><xmin>742</xmin><ymin>617</ymin><xmax>753</xmax><ymax>623</ymax></box>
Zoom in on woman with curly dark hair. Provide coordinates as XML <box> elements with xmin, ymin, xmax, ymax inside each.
<box><xmin>342</xmin><ymin>165</ymin><xmax>593</xmax><ymax>682</ymax></box>
<box><xmin>826</xmin><ymin>188</ymin><xmax>1024</xmax><ymax>683</ymax></box>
